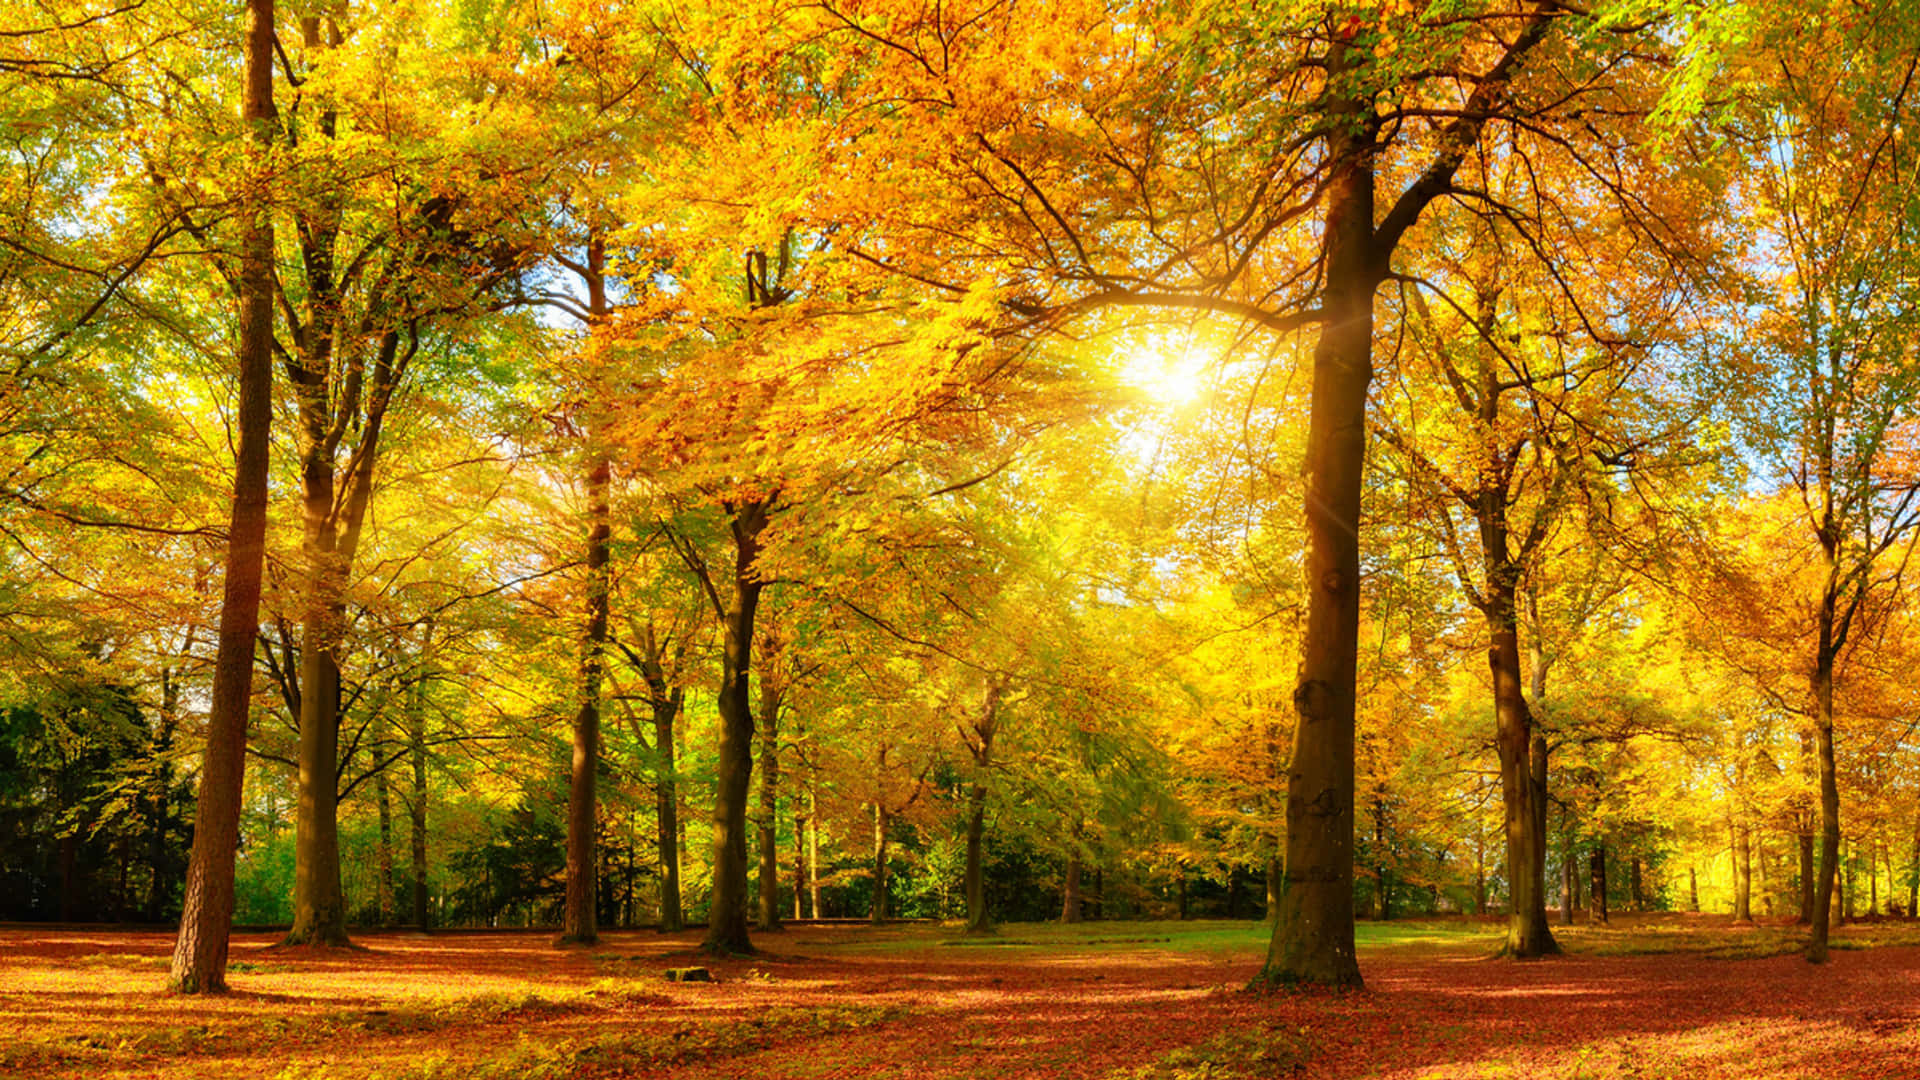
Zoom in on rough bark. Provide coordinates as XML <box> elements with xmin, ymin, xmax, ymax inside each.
<box><xmin>168</xmin><ymin>0</ymin><xmax>275</xmax><ymax>991</ymax></box>
<box><xmin>1690</xmin><ymin>865</ymin><xmax>1700</xmax><ymax>913</ymax></box>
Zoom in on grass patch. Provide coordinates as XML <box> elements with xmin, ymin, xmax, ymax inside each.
<box><xmin>1106</xmin><ymin>1023</ymin><xmax>1312</xmax><ymax>1079</ymax></box>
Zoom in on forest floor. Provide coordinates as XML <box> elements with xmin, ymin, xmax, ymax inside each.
<box><xmin>4</xmin><ymin>913</ymin><xmax>1920</xmax><ymax>1079</ymax></box>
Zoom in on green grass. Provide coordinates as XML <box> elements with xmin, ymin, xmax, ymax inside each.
<box><xmin>810</xmin><ymin>917</ymin><xmax>1503</xmax><ymax>958</ymax></box>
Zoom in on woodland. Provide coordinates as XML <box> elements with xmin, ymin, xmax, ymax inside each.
<box><xmin>6</xmin><ymin>0</ymin><xmax>1920</xmax><ymax>1075</ymax></box>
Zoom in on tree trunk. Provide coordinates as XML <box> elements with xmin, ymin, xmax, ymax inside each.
<box><xmin>1372</xmin><ymin>793</ymin><xmax>1391</xmax><ymax>921</ymax></box>
<box><xmin>1262</xmin><ymin>68</ymin><xmax>1373</xmax><ymax>989</ymax></box>
<box><xmin>1474</xmin><ymin>824</ymin><xmax>1487</xmax><ymax>917</ymax></box>
<box><xmin>559</xmin><ymin>457</ymin><xmax>609</xmax><ymax>945</ymax></box>
<box><xmin>408</xmin><ymin>622</ymin><xmax>432</xmax><ymax>931</ymax></box>
<box><xmin>1265</xmin><ymin>854</ymin><xmax>1282</xmax><ymax>924</ymax></box>
<box><xmin>1689</xmin><ymin>865</ymin><xmax>1700</xmax><ymax>913</ymax></box>
<box><xmin>1589</xmin><ymin>841</ymin><xmax>1609</xmax><ymax>925</ymax></box>
<box><xmin>701</xmin><ymin>502</ymin><xmax>769</xmax><ymax>956</ymax></box>
<box><xmin>1177</xmin><ymin>869</ymin><xmax>1188</xmax><ymax>921</ymax></box>
<box><xmin>651</xmin><ymin>682</ymin><xmax>682</xmax><ymax>933</ymax></box>
<box><xmin>1488</xmin><ymin>588</ymin><xmax>1556</xmax><ymax>956</ymax></box>
<box><xmin>756</xmin><ymin>672</ymin><xmax>781</xmax><ymax>932</ymax></box>
<box><xmin>1798</xmin><ymin>824</ymin><xmax>1816</xmax><ymax>925</ymax></box>
<box><xmin>1809</xmin><ymin>646</ymin><xmax>1842</xmax><ymax>962</ymax></box>
<box><xmin>792</xmin><ymin>799</ymin><xmax>806</xmax><ymax>921</ymax></box>
<box><xmin>963</xmin><ymin>684</ymin><xmax>999</xmax><ymax>934</ymax></box>
<box><xmin>1061</xmin><ymin>848</ymin><xmax>1083</xmax><ymax>924</ymax></box>
<box><xmin>869</xmin><ymin>803</ymin><xmax>890</xmax><ymax>923</ymax></box>
<box><xmin>1630</xmin><ymin>855</ymin><xmax>1645</xmax><ymax>913</ymax></box>
<box><xmin>376</xmin><ymin>764</ymin><xmax>395</xmax><ymax>926</ymax></box>
<box><xmin>1559</xmin><ymin>810</ymin><xmax>1575</xmax><ymax>925</ymax></box>
<box><xmin>170</xmin><ymin>0</ymin><xmax>275</xmax><ymax>991</ymax></box>
<box><xmin>1732</xmin><ymin>820</ymin><xmax>1753</xmax><ymax>922</ymax></box>
<box><xmin>1907</xmin><ymin>808</ymin><xmax>1918</xmax><ymax>918</ymax></box>
<box><xmin>807</xmin><ymin>785</ymin><xmax>821</xmax><ymax>920</ymax></box>
<box><xmin>560</xmin><ymin>245</ymin><xmax>612</xmax><ymax>947</ymax></box>
<box><xmin>963</xmin><ymin>780</ymin><xmax>991</xmax><ymax>933</ymax></box>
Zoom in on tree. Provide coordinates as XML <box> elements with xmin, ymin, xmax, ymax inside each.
<box><xmin>169</xmin><ymin>0</ymin><xmax>275</xmax><ymax>993</ymax></box>
<box><xmin>1723</xmin><ymin>10</ymin><xmax>1920</xmax><ymax>963</ymax></box>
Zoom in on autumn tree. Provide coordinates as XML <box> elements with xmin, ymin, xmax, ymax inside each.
<box><xmin>168</xmin><ymin>0</ymin><xmax>276</xmax><ymax>994</ymax></box>
<box><xmin>1720</xmin><ymin>9</ymin><xmax>1920</xmax><ymax>963</ymax></box>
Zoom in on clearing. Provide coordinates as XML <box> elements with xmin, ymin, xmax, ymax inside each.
<box><xmin>3</xmin><ymin>915</ymin><xmax>1918</xmax><ymax>1079</ymax></box>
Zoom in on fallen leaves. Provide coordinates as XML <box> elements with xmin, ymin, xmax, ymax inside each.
<box><xmin>3</xmin><ymin>918</ymin><xmax>1919</xmax><ymax>1079</ymax></box>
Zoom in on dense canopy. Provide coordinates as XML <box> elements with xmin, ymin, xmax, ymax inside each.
<box><xmin>5</xmin><ymin>0</ymin><xmax>1920</xmax><ymax>1005</ymax></box>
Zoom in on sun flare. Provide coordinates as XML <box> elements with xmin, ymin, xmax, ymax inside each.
<box><xmin>1119</xmin><ymin>335</ymin><xmax>1209</xmax><ymax>406</ymax></box>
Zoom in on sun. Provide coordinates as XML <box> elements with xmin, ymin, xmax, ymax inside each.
<box><xmin>1118</xmin><ymin>333</ymin><xmax>1209</xmax><ymax>406</ymax></box>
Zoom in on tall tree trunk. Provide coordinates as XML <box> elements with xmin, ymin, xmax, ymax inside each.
<box><xmin>409</xmin><ymin>622</ymin><xmax>432</xmax><ymax>932</ymax></box>
<box><xmin>1589</xmin><ymin>841</ymin><xmax>1609</xmax><ymax>926</ymax></box>
<box><xmin>1487</xmin><ymin>581</ymin><xmax>1556</xmax><ymax>956</ymax></box>
<box><xmin>870</xmin><ymin>803</ymin><xmax>890</xmax><ymax>923</ymax></box>
<box><xmin>756</xmin><ymin>672</ymin><xmax>782</xmax><ymax>932</ymax></box>
<box><xmin>1689</xmin><ymin>865</ymin><xmax>1700</xmax><ymax>913</ymax></box>
<box><xmin>1263</xmin><ymin>65</ymin><xmax>1374</xmax><ymax>989</ymax></box>
<box><xmin>1559</xmin><ymin>808</ymin><xmax>1575</xmax><ymax>925</ymax></box>
<box><xmin>1732</xmin><ymin>820</ymin><xmax>1753</xmax><ymax>922</ymax></box>
<box><xmin>559</xmin><ymin>470</ymin><xmax>608</xmax><ymax>945</ymax></box>
<box><xmin>1474</xmin><ymin>825</ymin><xmax>1487</xmax><ymax>917</ymax></box>
<box><xmin>1061</xmin><ymin>848</ymin><xmax>1083</xmax><ymax>924</ymax></box>
<box><xmin>1255</xmin><ymin>16</ymin><xmax>1551</xmax><ymax>988</ymax></box>
<box><xmin>1809</xmin><ymin>644</ymin><xmax>1842</xmax><ymax>962</ymax></box>
<box><xmin>560</xmin><ymin>239</ymin><xmax>612</xmax><ymax>947</ymax></box>
<box><xmin>963</xmin><ymin>778</ymin><xmax>991</xmax><ymax>933</ymax></box>
<box><xmin>792</xmin><ymin>799</ymin><xmax>806</xmax><ymax>921</ymax></box>
<box><xmin>1869</xmin><ymin>838</ymin><xmax>1879</xmax><ymax>915</ymax></box>
<box><xmin>963</xmin><ymin>683</ymin><xmax>1000</xmax><ymax>934</ymax></box>
<box><xmin>1372</xmin><ymin>793</ymin><xmax>1390</xmax><ymax>920</ymax></box>
<box><xmin>651</xmin><ymin>682</ymin><xmax>682</xmax><ymax>933</ymax></box>
<box><xmin>1630</xmin><ymin>855</ymin><xmax>1645</xmax><ymax>912</ymax></box>
<box><xmin>1907</xmin><ymin>808</ymin><xmax>1918</xmax><ymax>918</ymax></box>
<box><xmin>170</xmin><ymin>0</ymin><xmax>275</xmax><ymax>991</ymax></box>
<box><xmin>376</xmin><ymin>764</ymin><xmax>394</xmax><ymax>926</ymax></box>
<box><xmin>807</xmin><ymin>785</ymin><xmax>821</xmax><ymax>920</ymax></box>
<box><xmin>1798</xmin><ymin>824</ymin><xmax>1816</xmax><ymax>924</ymax></box>
<box><xmin>701</xmin><ymin>502</ymin><xmax>769</xmax><ymax>956</ymax></box>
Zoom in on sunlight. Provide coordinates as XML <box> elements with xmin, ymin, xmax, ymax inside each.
<box><xmin>1119</xmin><ymin>332</ymin><xmax>1210</xmax><ymax>407</ymax></box>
